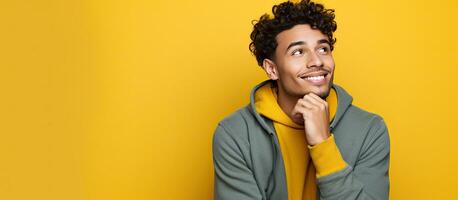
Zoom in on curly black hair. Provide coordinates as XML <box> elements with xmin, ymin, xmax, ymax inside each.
<box><xmin>249</xmin><ymin>0</ymin><xmax>337</xmax><ymax>66</ymax></box>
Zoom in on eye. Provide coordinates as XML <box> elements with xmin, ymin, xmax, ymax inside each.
<box><xmin>292</xmin><ymin>49</ymin><xmax>303</xmax><ymax>56</ymax></box>
<box><xmin>317</xmin><ymin>47</ymin><xmax>329</xmax><ymax>54</ymax></box>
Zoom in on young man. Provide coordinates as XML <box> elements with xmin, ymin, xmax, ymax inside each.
<box><xmin>212</xmin><ymin>0</ymin><xmax>390</xmax><ymax>199</ymax></box>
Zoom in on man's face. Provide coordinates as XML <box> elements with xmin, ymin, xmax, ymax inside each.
<box><xmin>266</xmin><ymin>24</ymin><xmax>335</xmax><ymax>99</ymax></box>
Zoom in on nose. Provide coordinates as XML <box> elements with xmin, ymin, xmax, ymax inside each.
<box><xmin>306</xmin><ymin>51</ymin><xmax>323</xmax><ymax>68</ymax></box>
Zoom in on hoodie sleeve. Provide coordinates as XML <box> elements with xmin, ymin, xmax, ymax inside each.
<box><xmin>310</xmin><ymin>116</ymin><xmax>390</xmax><ymax>200</ymax></box>
<box><xmin>212</xmin><ymin>124</ymin><xmax>263</xmax><ymax>200</ymax></box>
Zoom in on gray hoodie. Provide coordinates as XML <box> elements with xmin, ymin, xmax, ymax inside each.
<box><xmin>212</xmin><ymin>80</ymin><xmax>390</xmax><ymax>200</ymax></box>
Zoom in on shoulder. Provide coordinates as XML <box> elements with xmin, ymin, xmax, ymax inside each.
<box><xmin>344</xmin><ymin>105</ymin><xmax>387</xmax><ymax>131</ymax></box>
<box><xmin>346</xmin><ymin>105</ymin><xmax>390</xmax><ymax>149</ymax></box>
<box><xmin>217</xmin><ymin>105</ymin><xmax>253</xmax><ymax>134</ymax></box>
<box><xmin>213</xmin><ymin>105</ymin><xmax>254</xmax><ymax>146</ymax></box>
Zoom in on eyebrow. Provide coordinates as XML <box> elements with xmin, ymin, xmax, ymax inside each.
<box><xmin>285</xmin><ymin>39</ymin><xmax>331</xmax><ymax>53</ymax></box>
<box><xmin>318</xmin><ymin>39</ymin><xmax>330</xmax><ymax>45</ymax></box>
<box><xmin>285</xmin><ymin>41</ymin><xmax>305</xmax><ymax>53</ymax></box>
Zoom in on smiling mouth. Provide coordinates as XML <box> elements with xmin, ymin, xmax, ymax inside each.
<box><xmin>299</xmin><ymin>72</ymin><xmax>329</xmax><ymax>79</ymax></box>
<box><xmin>299</xmin><ymin>72</ymin><xmax>329</xmax><ymax>84</ymax></box>
<box><xmin>302</xmin><ymin>75</ymin><xmax>325</xmax><ymax>81</ymax></box>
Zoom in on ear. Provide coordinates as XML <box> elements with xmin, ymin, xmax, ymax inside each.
<box><xmin>262</xmin><ymin>59</ymin><xmax>279</xmax><ymax>80</ymax></box>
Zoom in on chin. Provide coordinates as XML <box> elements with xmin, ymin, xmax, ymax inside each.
<box><xmin>318</xmin><ymin>91</ymin><xmax>330</xmax><ymax>99</ymax></box>
<box><xmin>308</xmin><ymin>86</ymin><xmax>330</xmax><ymax>99</ymax></box>
<box><xmin>282</xmin><ymin>80</ymin><xmax>331</xmax><ymax>99</ymax></box>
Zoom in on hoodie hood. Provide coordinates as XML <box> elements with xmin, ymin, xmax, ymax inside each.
<box><xmin>248</xmin><ymin>79</ymin><xmax>353</xmax><ymax>135</ymax></box>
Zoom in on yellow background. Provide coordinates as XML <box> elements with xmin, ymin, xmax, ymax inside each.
<box><xmin>1</xmin><ymin>0</ymin><xmax>457</xmax><ymax>199</ymax></box>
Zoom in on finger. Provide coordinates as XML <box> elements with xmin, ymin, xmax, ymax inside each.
<box><xmin>304</xmin><ymin>94</ymin><xmax>327</xmax><ymax>111</ymax></box>
<box><xmin>310</xmin><ymin>95</ymin><xmax>328</xmax><ymax>113</ymax></box>
<box><xmin>308</xmin><ymin>92</ymin><xmax>326</xmax><ymax>104</ymax></box>
<box><xmin>291</xmin><ymin>102</ymin><xmax>300</xmax><ymax>117</ymax></box>
<box><xmin>298</xmin><ymin>98</ymin><xmax>314</xmax><ymax>110</ymax></box>
<box><xmin>292</xmin><ymin>103</ymin><xmax>309</xmax><ymax>119</ymax></box>
<box><xmin>295</xmin><ymin>99</ymin><xmax>317</xmax><ymax>121</ymax></box>
<box><xmin>291</xmin><ymin>106</ymin><xmax>300</xmax><ymax>117</ymax></box>
<box><xmin>310</xmin><ymin>93</ymin><xmax>329</xmax><ymax>113</ymax></box>
<box><xmin>307</xmin><ymin>93</ymin><xmax>327</xmax><ymax>107</ymax></box>
<box><xmin>303</xmin><ymin>95</ymin><xmax>322</xmax><ymax>110</ymax></box>
<box><xmin>292</xmin><ymin>99</ymin><xmax>312</xmax><ymax>116</ymax></box>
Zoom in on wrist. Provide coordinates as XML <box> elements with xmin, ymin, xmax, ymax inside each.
<box><xmin>308</xmin><ymin>133</ymin><xmax>330</xmax><ymax>146</ymax></box>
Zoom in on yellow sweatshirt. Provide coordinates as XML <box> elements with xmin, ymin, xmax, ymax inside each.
<box><xmin>254</xmin><ymin>82</ymin><xmax>347</xmax><ymax>200</ymax></box>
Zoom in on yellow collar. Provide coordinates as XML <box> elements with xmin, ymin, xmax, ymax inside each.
<box><xmin>254</xmin><ymin>81</ymin><xmax>338</xmax><ymax>129</ymax></box>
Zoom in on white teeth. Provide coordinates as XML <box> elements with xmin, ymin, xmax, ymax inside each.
<box><xmin>305</xmin><ymin>75</ymin><xmax>325</xmax><ymax>80</ymax></box>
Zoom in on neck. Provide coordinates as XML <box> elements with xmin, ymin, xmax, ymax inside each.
<box><xmin>274</xmin><ymin>81</ymin><xmax>305</xmax><ymax>125</ymax></box>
